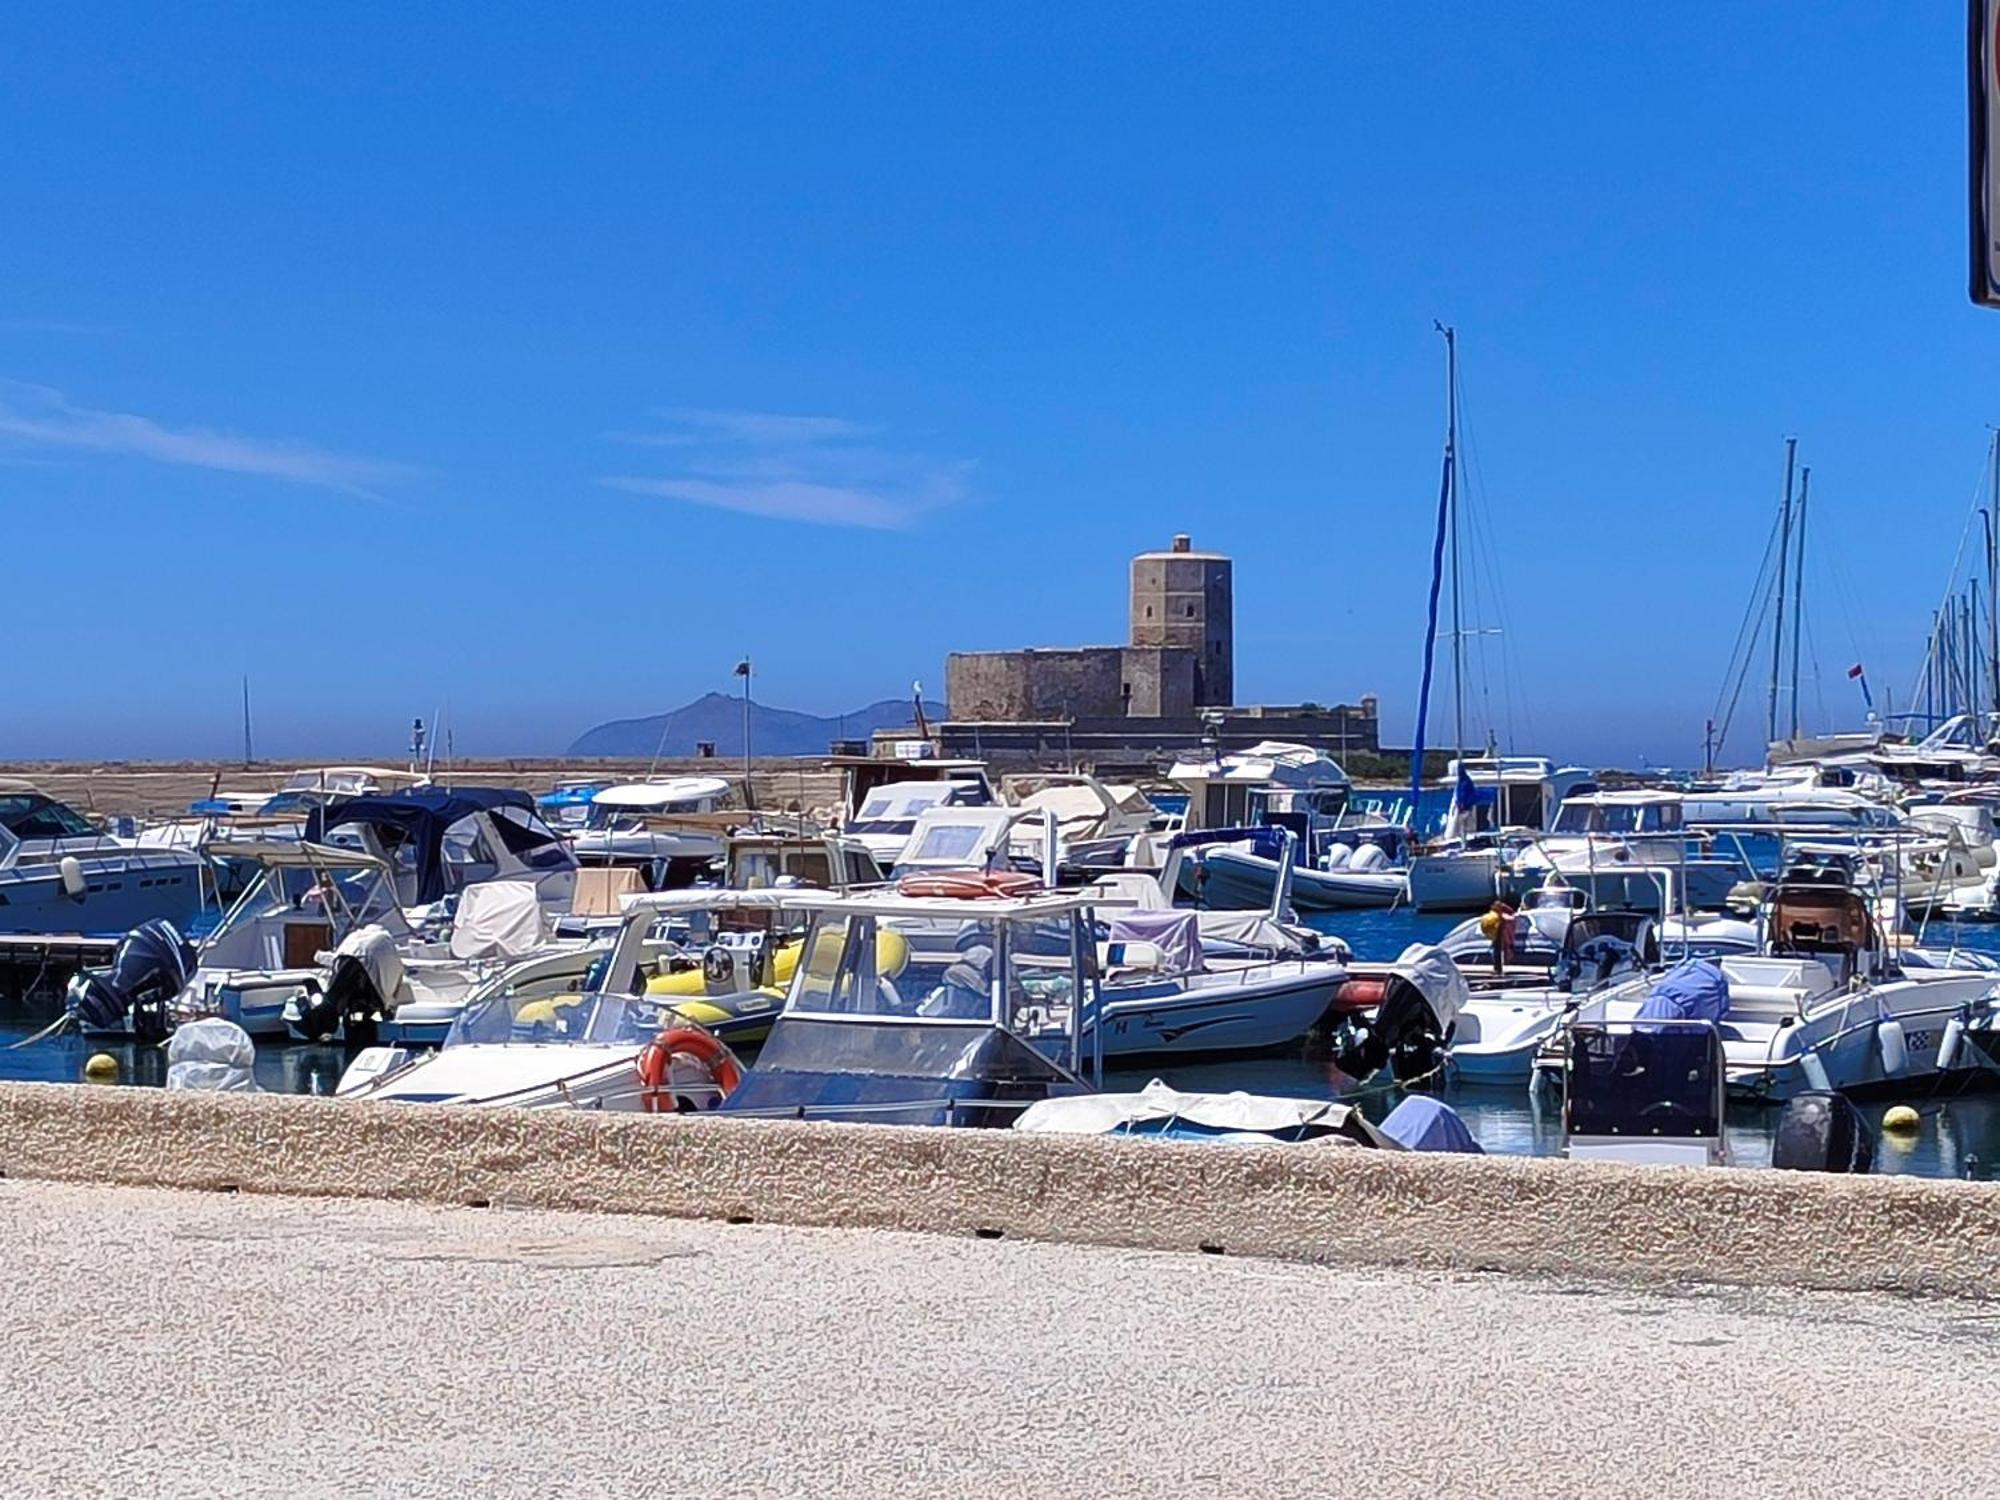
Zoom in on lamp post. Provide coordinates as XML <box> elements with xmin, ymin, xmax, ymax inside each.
<box><xmin>733</xmin><ymin>657</ymin><xmax>753</xmax><ymax>782</ymax></box>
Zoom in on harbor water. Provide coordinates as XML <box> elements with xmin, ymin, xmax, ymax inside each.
<box><xmin>7</xmin><ymin>898</ymin><xmax>2000</xmax><ymax>1180</ymax></box>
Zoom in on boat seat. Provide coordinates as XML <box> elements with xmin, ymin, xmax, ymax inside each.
<box><xmin>1724</xmin><ymin>983</ymin><xmax>1806</xmax><ymax>1018</ymax></box>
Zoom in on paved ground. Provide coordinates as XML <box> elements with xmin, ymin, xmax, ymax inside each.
<box><xmin>3</xmin><ymin>1180</ymin><xmax>1995</xmax><ymax>1499</ymax></box>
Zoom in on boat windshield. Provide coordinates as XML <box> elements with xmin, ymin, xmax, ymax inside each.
<box><xmin>849</xmin><ymin>785</ymin><xmax>956</xmax><ymax>836</ymax></box>
<box><xmin>236</xmin><ymin>863</ymin><xmax>402</xmax><ymax>930</ymax></box>
<box><xmin>0</xmin><ymin>794</ymin><xmax>97</xmax><ymax>840</ymax></box>
<box><xmin>1553</xmin><ymin>803</ymin><xmax>1655</xmax><ymax>836</ymax></box>
<box><xmin>444</xmin><ymin>990</ymin><xmax>676</xmax><ymax>1048</ymax></box>
<box><xmin>788</xmin><ymin>910</ymin><xmax>1080</xmax><ymax>1030</ymax></box>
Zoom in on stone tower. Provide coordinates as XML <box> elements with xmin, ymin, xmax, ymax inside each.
<box><xmin>1129</xmin><ymin>533</ymin><xmax>1233</xmax><ymax>708</ymax></box>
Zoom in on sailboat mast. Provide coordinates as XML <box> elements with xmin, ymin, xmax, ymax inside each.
<box><xmin>1787</xmin><ymin>467</ymin><xmax>1809</xmax><ymax>741</ymax></box>
<box><xmin>1443</xmin><ymin>325</ymin><xmax>1464</xmax><ymax>760</ymax></box>
<box><xmin>1987</xmin><ymin>431</ymin><xmax>1999</xmax><ymax>720</ymax></box>
<box><xmin>240</xmin><ymin>675</ymin><xmax>254</xmax><ymax>767</ymax></box>
<box><xmin>1767</xmin><ymin>437</ymin><xmax>1797</xmax><ymax>749</ymax></box>
<box><xmin>1408</xmin><ymin>323</ymin><xmax>1458</xmax><ymax>812</ymax></box>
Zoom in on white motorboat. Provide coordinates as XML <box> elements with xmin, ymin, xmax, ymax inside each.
<box><xmin>1001</xmin><ymin>773</ymin><xmax>1155</xmax><ymax>873</ymax></box>
<box><xmin>0</xmin><ymin>780</ymin><xmax>207</xmax><ymax>937</ymax></box>
<box><xmin>568</xmin><ymin>778</ymin><xmax>733</xmax><ymax>888</ymax></box>
<box><xmin>1444</xmin><ymin>908</ymin><xmax>1660</xmax><ymax>1085</ymax></box>
<box><xmin>1156</xmin><ymin>741</ymin><xmax>1410</xmax><ymax>910</ymax></box>
<box><xmin>1500</xmin><ymin>789</ymin><xmax>1751</xmax><ymax>913</ymax></box>
<box><xmin>1407</xmin><ymin>757</ymin><xmax>1599</xmax><ymax>912</ymax></box>
<box><xmin>1541</xmin><ymin>860</ymin><xmax>2000</xmax><ymax>1101</ymax></box>
<box><xmin>338</xmin><ymin>888</ymin><xmax>826</xmax><ymax>1106</ymax></box>
<box><xmin>890</xmin><ymin>805</ymin><xmax>1351</xmax><ymax>1060</ymax></box>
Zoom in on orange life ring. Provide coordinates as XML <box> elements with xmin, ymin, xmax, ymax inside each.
<box><xmin>895</xmin><ymin>870</ymin><xmax>1042</xmax><ymax>900</ymax></box>
<box><xmin>636</xmin><ymin>1025</ymin><xmax>742</xmax><ymax>1112</ymax></box>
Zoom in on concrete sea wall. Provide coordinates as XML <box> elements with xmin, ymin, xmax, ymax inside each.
<box><xmin>4</xmin><ymin>1080</ymin><xmax>1998</xmax><ymax>1297</ymax></box>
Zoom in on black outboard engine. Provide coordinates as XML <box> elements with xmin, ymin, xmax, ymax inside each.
<box><xmin>292</xmin><ymin>955</ymin><xmax>391</xmax><ymax>1048</ymax></box>
<box><xmin>1329</xmin><ymin>974</ymin><xmax>1455</xmax><ymax>1087</ymax></box>
<box><xmin>64</xmin><ymin>919</ymin><xmax>197</xmax><ymax>1045</ymax></box>
<box><xmin>1772</xmin><ymin>1091</ymin><xmax>1875</xmax><ymax>1173</ymax></box>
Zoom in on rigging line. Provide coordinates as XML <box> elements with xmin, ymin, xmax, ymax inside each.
<box><xmin>1712</xmin><ymin>504</ymin><xmax>1787</xmax><ymax>756</ymax></box>
<box><xmin>1907</xmin><ymin>444</ymin><xmax>1993</xmax><ymax>708</ymax></box>
<box><xmin>1450</xmin><ymin>367</ymin><xmax>1525</xmax><ymax>749</ymax></box>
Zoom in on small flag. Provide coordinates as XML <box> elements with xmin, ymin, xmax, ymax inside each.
<box><xmin>1846</xmin><ymin>663</ymin><xmax>1864</xmax><ymax>679</ymax></box>
<box><xmin>733</xmin><ymin>658</ymin><xmax>751</xmax><ymax>677</ymax></box>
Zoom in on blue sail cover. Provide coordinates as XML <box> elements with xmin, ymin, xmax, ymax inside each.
<box><xmin>1379</xmin><ymin>1096</ymin><xmax>1484</xmax><ymax>1153</ymax></box>
<box><xmin>306</xmin><ymin>788</ymin><xmax>539</xmax><ymax>905</ymax></box>
<box><xmin>1635</xmin><ymin>958</ymin><xmax>1730</xmax><ymax>1026</ymax></box>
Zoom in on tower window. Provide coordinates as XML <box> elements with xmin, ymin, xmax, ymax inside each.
<box><xmin>1184</xmin><ymin>604</ymin><xmax>1195</xmax><ymax>618</ymax></box>
<box><xmin>1145</xmin><ymin>606</ymin><xmax>1153</xmax><ymax>618</ymax></box>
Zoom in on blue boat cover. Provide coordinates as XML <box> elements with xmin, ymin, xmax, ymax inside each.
<box><xmin>306</xmin><ymin>788</ymin><xmax>540</xmax><ymax>904</ymax></box>
<box><xmin>1379</xmin><ymin>1096</ymin><xmax>1484</xmax><ymax>1153</ymax></box>
<box><xmin>1635</xmin><ymin>958</ymin><xmax>1730</xmax><ymax>1026</ymax></box>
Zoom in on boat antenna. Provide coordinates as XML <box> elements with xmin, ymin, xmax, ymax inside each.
<box><xmin>240</xmin><ymin>674</ymin><xmax>254</xmax><ymax>768</ymax></box>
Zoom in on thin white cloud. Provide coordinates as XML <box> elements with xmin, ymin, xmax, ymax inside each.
<box><xmin>600</xmin><ymin>407</ymin><xmax>970</xmax><ymax>530</ymax></box>
<box><xmin>0</xmin><ymin>381</ymin><xmax>420</xmax><ymax>498</ymax></box>
<box><xmin>653</xmin><ymin>408</ymin><xmax>878</xmax><ymax>445</ymax></box>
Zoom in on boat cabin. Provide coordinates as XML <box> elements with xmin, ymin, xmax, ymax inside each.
<box><xmin>1548</xmin><ymin>790</ymin><xmax>1686</xmax><ymax>838</ymax></box>
<box><xmin>1440</xmin><ymin>756</ymin><xmax>1596</xmax><ymax>841</ymax></box>
<box><xmin>306</xmin><ymin>788</ymin><xmax>577</xmax><ymax>912</ymax></box>
<box><xmin>826</xmin><ymin>755</ymin><xmax>996</xmax><ymax>824</ymax></box>
<box><xmin>1167</xmin><ymin>741</ymin><xmax>1350</xmax><ymax>835</ymax></box>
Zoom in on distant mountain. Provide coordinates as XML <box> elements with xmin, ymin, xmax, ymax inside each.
<box><xmin>566</xmin><ymin>693</ymin><xmax>944</xmax><ymax>758</ymax></box>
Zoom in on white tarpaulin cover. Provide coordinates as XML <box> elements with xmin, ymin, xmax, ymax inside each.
<box><xmin>450</xmin><ymin>881</ymin><xmax>545</xmax><ymax>961</ymax></box>
<box><xmin>166</xmin><ymin>1017</ymin><xmax>259</xmax><ymax>1093</ymax></box>
<box><xmin>1197</xmin><ymin>911</ymin><xmax>1327</xmax><ymax>959</ymax></box>
<box><xmin>337</xmin><ymin>924</ymin><xmax>408</xmax><ymax>1003</ymax></box>
<box><xmin>1014</xmin><ymin>1078</ymin><xmax>1390</xmax><ymax>1146</ymax></box>
<box><xmin>1392</xmin><ymin>942</ymin><xmax>1469</xmax><ymax>1030</ymax></box>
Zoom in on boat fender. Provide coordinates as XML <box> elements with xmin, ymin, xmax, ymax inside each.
<box><xmin>1939</xmin><ymin>1016</ymin><xmax>1966</xmax><ymax>1073</ymax></box>
<box><xmin>1876</xmin><ymin>1018</ymin><xmax>1908</xmax><ymax>1078</ymax></box>
<box><xmin>58</xmin><ymin>856</ymin><xmax>86</xmax><ymax>900</ymax></box>
<box><xmin>1797</xmin><ymin>1049</ymin><xmax>1831</xmax><ymax>1093</ymax></box>
<box><xmin>83</xmin><ymin>1052</ymin><xmax>118</xmax><ymax>1084</ymax></box>
<box><xmin>1883</xmin><ymin>1104</ymin><xmax>1921</xmax><ymax>1134</ymax></box>
<box><xmin>636</xmin><ymin>1025</ymin><xmax>742</xmax><ymax>1112</ymax></box>
<box><xmin>1771</xmin><ymin>1091</ymin><xmax>1874</xmax><ymax>1173</ymax></box>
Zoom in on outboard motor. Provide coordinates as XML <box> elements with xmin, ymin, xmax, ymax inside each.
<box><xmin>64</xmin><ymin>919</ymin><xmax>196</xmax><ymax>1044</ymax></box>
<box><xmin>1772</xmin><ymin>1091</ymin><xmax>1875</xmax><ymax>1173</ymax></box>
<box><xmin>1328</xmin><ymin>946</ymin><xmax>1466</xmax><ymax>1087</ymax></box>
<box><xmin>292</xmin><ymin>925</ymin><xmax>403</xmax><ymax>1046</ymax></box>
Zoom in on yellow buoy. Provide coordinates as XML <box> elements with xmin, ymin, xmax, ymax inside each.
<box><xmin>83</xmin><ymin>1053</ymin><xmax>119</xmax><ymax>1084</ymax></box>
<box><xmin>1882</xmin><ymin>1104</ymin><xmax>1921</xmax><ymax>1134</ymax></box>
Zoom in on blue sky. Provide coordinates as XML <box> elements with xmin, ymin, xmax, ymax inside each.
<box><xmin>2</xmin><ymin>4</ymin><xmax>1992</xmax><ymax>766</ymax></box>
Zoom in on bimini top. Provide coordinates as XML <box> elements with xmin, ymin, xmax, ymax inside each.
<box><xmin>306</xmin><ymin>787</ymin><xmax>555</xmax><ymax>904</ymax></box>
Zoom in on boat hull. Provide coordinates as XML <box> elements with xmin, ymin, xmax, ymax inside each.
<box><xmin>1193</xmin><ymin>849</ymin><xmax>1406</xmax><ymax>912</ymax></box>
<box><xmin>1096</xmin><ymin>964</ymin><xmax>1341</xmax><ymax>1058</ymax></box>
<box><xmin>0</xmin><ymin>851</ymin><xmax>206</xmax><ymax>938</ymax></box>
<box><xmin>1407</xmin><ymin>851</ymin><xmax>1499</xmax><ymax>912</ymax></box>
